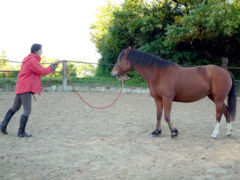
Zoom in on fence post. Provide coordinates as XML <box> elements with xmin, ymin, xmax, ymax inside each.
<box><xmin>62</xmin><ymin>60</ymin><xmax>68</xmax><ymax>91</ymax></box>
<box><xmin>222</xmin><ymin>57</ymin><xmax>228</xmax><ymax>70</ymax></box>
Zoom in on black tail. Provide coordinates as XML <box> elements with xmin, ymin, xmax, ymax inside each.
<box><xmin>227</xmin><ymin>72</ymin><xmax>237</xmax><ymax>121</ymax></box>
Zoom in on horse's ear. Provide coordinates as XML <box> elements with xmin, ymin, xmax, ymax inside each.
<box><xmin>124</xmin><ymin>46</ymin><xmax>132</xmax><ymax>55</ymax></box>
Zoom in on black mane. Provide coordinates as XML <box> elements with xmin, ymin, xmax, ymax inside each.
<box><xmin>119</xmin><ymin>49</ymin><xmax>176</xmax><ymax>68</ymax></box>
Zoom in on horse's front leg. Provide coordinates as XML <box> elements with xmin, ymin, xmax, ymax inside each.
<box><xmin>163</xmin><ymin>98</ymin><xmax>178</xmax><ymax>138</ymax></box>
<box><xmin>152</xmin><ymin>98</ymin><xmax>163</xmax><ymax>137</ymax></box>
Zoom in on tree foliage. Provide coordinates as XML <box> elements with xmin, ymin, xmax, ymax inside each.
<box><xmin>91</xmin><ymin>0</ymin><xmax>240</xmax><ymax>78</ymax></box>
<box><xmin>0</xmin><ymin>50</ymin><xmax>17</xmax><ymax>78</ymax></box>
<box><xmin>77</xmin><ymin>63</ymin><xmax>96</xmax><ymax>77</ymax></box>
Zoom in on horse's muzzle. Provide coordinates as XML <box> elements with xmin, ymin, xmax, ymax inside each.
<box><xmin>111</xmin><ymin>70</ymin><xmax>120</xmax><ymax>80</ymax></box>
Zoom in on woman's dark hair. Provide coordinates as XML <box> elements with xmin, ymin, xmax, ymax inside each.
<box><xmin>31</xmin><ymin>44</ymin><xmax>42</xmax><ymax>54</ymax></box>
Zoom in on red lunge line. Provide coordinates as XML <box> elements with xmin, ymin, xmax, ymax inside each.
<box><xmin>33</xmin><ymin>70</ymin><xmax>55</xmax><ymax>101</ymax></box>
<box><xmin>41</xmin><ymin>71</ymin><xmax>55</xmax><ymax>91</ymax></box>
<box><xmin>62</xmin><ymin>63</ymin><xmax>124</xmax><ymax>109</ymax></box>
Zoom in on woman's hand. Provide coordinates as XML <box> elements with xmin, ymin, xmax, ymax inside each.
<box><xmin>53</xmin><ymin>60</ymin><xmax>63</xmax><ymax>67</ymax></box>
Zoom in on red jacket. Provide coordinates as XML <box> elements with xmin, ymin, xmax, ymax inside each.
<box><xmin>16</xmin><ymin>53</ymin><xmax>54</xmax><ymax>95</ymax></box>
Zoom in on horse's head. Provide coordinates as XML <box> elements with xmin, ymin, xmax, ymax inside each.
<box><xmin>111</xmin><ymin>47</ymin><xmax>132</xmax><ymax>81</ymax></box>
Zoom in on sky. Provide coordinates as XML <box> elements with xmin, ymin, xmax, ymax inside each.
<box><xmin>0</xmin><ymin>0</ymin><xmax>122</xmax><ymax>63</ymax></box>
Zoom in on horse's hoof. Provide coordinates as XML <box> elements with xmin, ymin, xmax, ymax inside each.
<box><xmin>211</xmin><ymin>134</ymin><xmax>217</xmax><ymax>139</ymax></box>
<box><xmin>152</xmin><ymin>129</ymin><xmax>161</xmax><ymax>137</ymax></box>
<box><xmin>226</xmin><ymin>133</ymin><xmax>232</xmax><ymax>138</ymax></box>
<box><xmin>171</xmin><ymin>128</ymin><xmax>178</xmax><ymax>138</ymax></box>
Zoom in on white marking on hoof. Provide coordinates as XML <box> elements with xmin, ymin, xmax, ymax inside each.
<box><xmin>211</xmin><ymin>122</ymin><xmax>220</xmax><ymax>138</ymax></box>
<box><xmin>226</xmin><ymin>123</ymin><xmax>232</xmax><ymax>137</ymax></box>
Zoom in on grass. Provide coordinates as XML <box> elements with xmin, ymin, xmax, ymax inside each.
<box><xmin>0</xmin><ymin>76</ymin><xmax>147</xmax><ymax>87</ymax></box>
<box><xmin>43</xmin><ymin>76</ymin><xmax>148</xmax><ymax>87</ymax></box>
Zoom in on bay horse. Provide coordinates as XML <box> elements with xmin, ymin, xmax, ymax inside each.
<box><xmin>111</xmin><ymin>47</ymin><xmax>237</xmax><ymax>138</ymax></box>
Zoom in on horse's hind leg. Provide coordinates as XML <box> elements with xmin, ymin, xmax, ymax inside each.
<box><xmin>209</xmin><ymin>95</ymin><xmax>232</xmax><ymax>137</ymax></box>
<box><xmin>211</xmin><ymin>101</ymin><xmax>224</xmax><ymax>138</ymax></box>
<box><xmin>223</xmin><ymin>104</ymin><xmax>232</xmax><ymax>137</ymax></box>
<box><xmin>163</xmin><ymin>98</ymin><xmax>178</xmax><ymax>138</ymax></box>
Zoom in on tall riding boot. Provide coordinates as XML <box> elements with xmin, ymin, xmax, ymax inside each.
<box><xmin>0</xmin><ymin>109</ymin><xmax>15</xmax><ymax>134</ymax></box>
<box><xmin>17</xmin><ymin>115</ymin><xmax>32</xmax><ymax>137</ymax></box>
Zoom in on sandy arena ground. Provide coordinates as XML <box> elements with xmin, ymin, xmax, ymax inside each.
<box><xmin>0</xmin><ymin>92</ymin><xmax>240</xmax><ymax>180</ymax></box>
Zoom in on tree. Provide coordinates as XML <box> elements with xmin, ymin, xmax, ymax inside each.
<box><xmin>76</xmin><ymin>63</ymin><xmax>96</xmax><ymax>77</ymax></box>
<box><xmin>165</xmin><ymin>0</ymin><xmax>240</xmax><ymax>64</ymax></box>
<box><xmin>91</xmin><ymin>0</ymin><xmax>240</xmax><ymax>78</ymax></box>
<box><xmin>91</xmin><ymin>0</ymin><xmax>177</xmax><ymax>76</ymax></box>
<box><xmin>0</xmin><ymin>50</ymin><xmax>16</xmax><ymax>77</ymax></box>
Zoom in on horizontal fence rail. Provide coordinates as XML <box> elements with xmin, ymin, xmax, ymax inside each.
<box><xmin>0</xmin><ymin>58</ymin><xmax>240</xmax><ymax>95</ymax></box>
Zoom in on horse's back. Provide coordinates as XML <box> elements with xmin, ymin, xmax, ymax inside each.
<box><xmin>172</xmin><ymin>65</ymin><xmax>231</xmax><ymax>102</ymax></box>
<box><xmin>194</xmin><ymin>65</ymin><xmax>232</xmax><ymax>96</ymax></box>
<box><xmin>181</xmin><ymin>64</ymin><xmax>231</xmax><ymax>85</ymax></box>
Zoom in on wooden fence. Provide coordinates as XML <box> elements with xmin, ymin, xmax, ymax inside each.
<box><xmin>0</xmin><ymin>58</ymin><xmax>239</xmax><ymax>94</ymax></box>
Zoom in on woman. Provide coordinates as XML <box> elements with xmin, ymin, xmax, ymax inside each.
<box><xmin>0</xmin><ymin>44</ymin><xmax>61</xmax><ymax>137</ymax></box>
